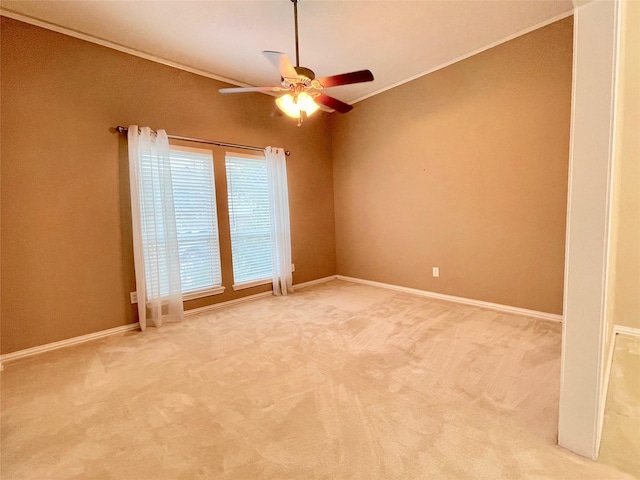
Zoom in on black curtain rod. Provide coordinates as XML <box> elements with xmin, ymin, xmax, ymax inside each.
<box><xmin>115</xmin><ymin>126</ymin><xmax>290</xmax><ymax>157</ymax></box>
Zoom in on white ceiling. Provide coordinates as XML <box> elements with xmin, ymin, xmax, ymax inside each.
<box><xmin>0</xmin><ymin>0</ymin><xmax>574</xmax><ymax>104</ymax></box>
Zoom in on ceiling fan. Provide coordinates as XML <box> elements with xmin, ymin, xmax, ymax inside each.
<box><xmin>219</xmin><ymin>0</ymin><xmax>374</xmax><ymax>125</ymax></box>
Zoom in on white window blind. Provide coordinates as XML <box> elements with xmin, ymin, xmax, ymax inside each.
<box><xmin>170</xmin><ymin>146</ymin><xmax>222</xmax><ymax>295</ymax></box>
<box><xmin>225</xmin><ymin>153</ymin><xmax>273</xmax><ymax>285</ymax></box>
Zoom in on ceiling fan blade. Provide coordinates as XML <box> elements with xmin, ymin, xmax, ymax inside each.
<box><xmin>315</xmin><ymin>94</ymin><xmax>353</xmax><ymax>114</ymax></box>
<box><xmin>263</xmin><ymin>51</ymin><xmax>298</xmax><ymax>80</ymax></box>
<box><xmin>317</xmin><ymin>70</ymin><xmax>374</xmax><ymax>88</ymax></box>
<box><xmin>219</xmin><ymin>86</ymin><xmax>282</xmax><ymax>94</ymax></box>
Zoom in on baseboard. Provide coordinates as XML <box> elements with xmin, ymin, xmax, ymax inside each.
<box><xmin>185</xmin><ymin>275</ymin><xmax>337</xmax><ymax>316</ymax></box>
<box><xmin>293</xmin><ymin>275</ymin><xmax>337</xmax><ymax>290</ymax></box>
<box><xmin>4</xmin><ymin>274</ymin><xmax>553</xmax><ymax>365</ymax></box>
<box><xmin>0</xmin><ymin>322</ymin><xmax>141</xmax><ymax>365</ymax></box>
<box><xmin>336</xmin><ymin>275</ymin><xmax>563</xmax><ymax>323</ymax></box>
<box><xmin>0</xmin><ymin>292</ymin><xmax>276</xmax><ymax>366</ymax></box>
<box><xmin>614</xmin><ymin>325</ymin><xmax>640</xmax><ymax>337</ymax></box>
<box><xmin>184</xmin><ymin>291</ymin><xmax>274</xmax><ymax>316</ymax></box>
<box><xmin>0</xmin><ymin>275</ymin><xmax>339</xmax><ymax>367</ymax></box>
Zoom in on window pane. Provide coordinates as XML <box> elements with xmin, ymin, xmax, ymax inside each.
<box><xmin>171</xmin><ymin>147</ymin><xmax>222</xmax><ymax>293</ymax></box>
<box><xmin>225</xmin><ymin>154</ymin><xmax>273</xmax><ymax>284</ymax></box>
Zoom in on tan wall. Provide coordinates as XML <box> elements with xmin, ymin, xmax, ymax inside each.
<box><xmin>611</xmin><ymin>0</ymin><xmax>640</xmax><ymax>331</ymax></box>
<box><xmin>0</xmin><ymin>17</ymin><xmax>337</xmax><ymax>354</ymax></box>
<box><xmin>331</xmin><ymin>17</ymin><xmax>573</xmax><ymax>314</ymax></box>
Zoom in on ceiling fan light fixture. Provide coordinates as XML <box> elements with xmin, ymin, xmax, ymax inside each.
<box><xmin>217</xmin><ymin>0</ymin><xmax>374</xmax><ymax>123</ymax></box>
<box><xmin>276</xmin><ymin>92</ymin><xmax>320</xmax><ymax>118</ymax></box>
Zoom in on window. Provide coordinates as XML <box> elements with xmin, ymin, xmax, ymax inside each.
<box><xmin>170</xmin><ymin>146</ymin><xmax>223</xmax><ymax>299</ymax></box>
<box><xmin>225</xmin><ymin>153</ymin><xmax>273</xmax><ymax>288</ymax></box>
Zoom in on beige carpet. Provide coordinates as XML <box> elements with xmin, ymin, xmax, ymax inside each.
<box><xmin>1</xmin><ymin>280</ymin><xmax>634</xmax><ymax>479</ymax></box>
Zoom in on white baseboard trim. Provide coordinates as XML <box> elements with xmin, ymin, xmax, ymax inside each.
<box><xmin>293</xmin><ymin>275</ymin><xmax>337</xmax><ymax>290</ymax></box>
<box><xmin>185</xmin><ymin>275</ymin><xmax>337</xmax><ymax>316</ymax></box>
<box><xmin>0</xmin><ymin>276</ymin><xmax>339</xmax><ymax>368</ymax></box>
<box><xmin>0</xmin><ymin>292</ymin><xmax>275</xmax><ymax>365</ymax></box>
<box><xmin>336</xmin><ymin>275</ymin><xmax>563</xmax><ymax>323</ymax></box>
<box><xmin>184</xmin><ymin>291</ymin><xmax>273</xmax><ymax>316</ymax></box>
<box><xmin>614</xmin><ymin>325</ymin><xmax>640</xmax><ymax>337</ymax></box>
<box><xmin>0</xmin><ymin>322</ymin><xmax>141</xmax><ymax>365</ymax></box>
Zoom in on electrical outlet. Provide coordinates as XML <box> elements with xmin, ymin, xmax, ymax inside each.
<box><xmin>130</xmin><ymin>291</ymin><xmax>138</xmax><ymax>304</ymax></box>
<box><xmin>432</xmin><ymin>267</ymin><xmax>440</xmax><ymax>278</ymax></box>
<box><xmin>291</xmin><ymin>263</ymin><xmax>295</xmax><ymax>272</ymax></box>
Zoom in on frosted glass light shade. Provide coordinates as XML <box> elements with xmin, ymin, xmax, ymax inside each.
<box><xmin>276</xmin><ymin>92</ymin><xmax>320</xmax><ymax>118</ymax></box>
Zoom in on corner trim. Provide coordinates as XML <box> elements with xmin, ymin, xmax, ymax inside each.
<box><xmin>558</xmin><ymin>0</ymin><xmax>622</xmax><ymax>459</ymax></box>
<box><xmin>336</xmin><ymin>275</ymin><xmax>563</xmax><ymax>322</ymax></box>
<box><xmin>558</xmin><ymin>2</ymin><xmax>581</xmax><ymax>456</ymax></box>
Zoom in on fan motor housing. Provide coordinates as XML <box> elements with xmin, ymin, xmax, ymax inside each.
<box><xmin>294</xmin><ymin>66</ymin><xmax>315</xmax><ymax>81</ymax></box>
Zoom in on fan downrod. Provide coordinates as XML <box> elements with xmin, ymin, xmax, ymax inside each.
<box><xmin>291</xmin><ymin>0</ymin><xmax>301</xmax><ymax>67</ymax></box>
<box><xmin>288</xmin><ymin>1</ymin><xmax>315</xmax><ymax>83</ymax></box>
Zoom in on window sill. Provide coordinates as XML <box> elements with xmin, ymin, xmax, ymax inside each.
<box><xmin>183</xmin><ymin>286</ymin><xmax>225</xmax><ymax>301</ymax></box>
<box><xmin>232</xmin><ymin>279</ymin><xmax>272</xmax><ymax>291</ymax></box>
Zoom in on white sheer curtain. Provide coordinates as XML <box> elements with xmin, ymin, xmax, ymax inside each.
<box><xmin>128</xmin><ymin>125</ymin><xmax>184</xmax><ymax>330</ymax></box>
<box><xmin>265</xmin><ymin>147</ymin><xmax>293</xmax><ymax>296</ymax></box>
